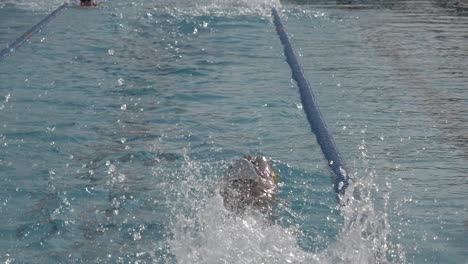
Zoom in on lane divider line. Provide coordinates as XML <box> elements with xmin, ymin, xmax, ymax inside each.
<box><xmin>0</xmin><ymin>2</ymin><xmax>70</xmax><ymax>61</ymax></box>
<box><xmin>271</xmin><ymin>7</ymin><xmax>350</xmax><ymax>195</ymax></box>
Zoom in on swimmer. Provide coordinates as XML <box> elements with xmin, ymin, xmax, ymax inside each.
<box><xmin>79</xmin><ymin>0</ymin><xmax>97</xmax><ymax>7</ymax></box>
<box><xmin>220</xmin><ymin>156</ymin><xmax>279</xmax><ymax>216</ymax></box>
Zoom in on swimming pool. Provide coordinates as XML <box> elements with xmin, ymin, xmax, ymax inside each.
<box><xmin>0</xmin><ymin>0</ymin><xmax>467</xmax><ymax>263</ymax></box>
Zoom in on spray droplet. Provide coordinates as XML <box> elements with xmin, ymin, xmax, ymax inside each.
<box><xmin>338</xmin><ymin>181</ymin><xmax>344</xmax><ymax>191</ymax></box>
<box><xmin>339</xmin><ymin>166</ymin><xmax>347</xmax><ymax>177</ymax></box>
<box><xmin>133</xmin><ymin>232</ymin><xmax>142</xmax><ymax>240</ymax></box>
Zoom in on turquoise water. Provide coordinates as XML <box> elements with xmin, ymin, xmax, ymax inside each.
<box><xmin>0</xmin><ymin>0</ymin><xmax>467</xmax><ymax>263</ymax></box>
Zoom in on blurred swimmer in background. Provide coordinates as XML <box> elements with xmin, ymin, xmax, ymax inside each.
<box><xmin>79</xmin><ymin>0</ymin><xmax>97</xmax><ymax>7</ymax></box>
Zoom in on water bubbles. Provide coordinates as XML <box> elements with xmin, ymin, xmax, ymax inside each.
<box><xmin>117</xmin><ymin>173</ymin><xmax>126</xmax><ymax>183</ymax></box>
<box><xmin>120</xmin><ymin>104</ymin><xmax>127</xmax><ymax>111</ymax></box>
<box><xmin>107</xmin><ymin>49</ymin><xmax>115</xmax><ymax>56</ymax></box>
<box><xmin>106</xmin><ymin>163</ymin><xmax>116</xmax><ymax>175</ymax></box>
<box><xmin>4</xmin><ymin>94</ymin><xmax>11</xmax><ymax>102</ymax></box>
<box><xmin>4</xmin><ymin>253</ymin><xmax>12</xmax><ymax>264</ymax></box>
<box><xmin>133</xmin><ymin>232</ymin><xmax>142</xmax><ymax>241</ymax></box>
<box><xmin>117</xmin><ymin>78</ymin><xmax>125</xmax><ymax>86</ymax></box>
<box><xmin>314</xmin><ymin>11</ymin><xmax>326</xmax><ymax>18</ymax></box>
<box><xmin>295</xmin><ymin>103</ymin><xmax>303</xmax><ymax>109</ymax></box>
<box><xmin>337</xmin><ymin>181</ymin><xmax>344</xmax><ymax>191</ymax></box>
<box><xmin>286</xmin><ymin>252</ymin><xmax>295</xmax><ymax>263</ymax></box>
<box><xmin>339</xmin><ymin>166</ymin><xmax>347</xmax><ymax>177</ymax></box>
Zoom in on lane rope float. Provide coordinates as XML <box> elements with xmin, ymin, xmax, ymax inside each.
<box><xmin>0</xmin><ymin>2</ymin><xmax>70</xmax><ymax>61</ymax></box>
<box><xmin>271</xmin><ymin>7</ymin><xmax>350</xmax><ymax>195</ymax></box>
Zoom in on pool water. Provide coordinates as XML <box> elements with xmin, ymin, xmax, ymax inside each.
<box><xmin>0</xmin><ymin>0</ymin><xmax>467</xmax><ymax>263</ymax></box>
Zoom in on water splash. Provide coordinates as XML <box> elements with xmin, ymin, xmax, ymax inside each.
<box><xmin>151</xmin><ymin>0</ymin><xmax>281</xmax><ymax>17</ymax></box>
<box><xmin>165</xmin><ymin>155</ymin><xmax>399</xmax><ymax>263</ymax></box>
<box><xmin>167</xmin><ymin>155</ymin><xmax>317</xmax><ymax>263</ymax></box>
<box><xmin>0</xmin><ymin>0</ymin><xmax>67</xmax><ymax>11</ymax></box>
<box><xmin>318</xmin><ymin>132</ymin><xmax>406</xmax><ymax>263</ymax></box>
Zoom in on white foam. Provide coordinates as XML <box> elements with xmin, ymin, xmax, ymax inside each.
<box><xmin>152</xmin><ymin>0</ymin><xmax>282</xmax><ymax>17</ymax></box>
<box><xmin>164</xmin><ymin>157</ymin><xmax>399</xmax><ymax>264</ymax></box>
<box><xmin>170</xmin><ymin>193</ymin><xmax>320</xmax><ymax>264</ymax></box>
<box><xmin>0</xmin><ymin>0</ymin><xmax>67</xmax><ymax>11</ymax></box>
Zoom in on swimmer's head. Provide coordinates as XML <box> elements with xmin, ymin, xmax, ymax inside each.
<box><xmin>220</xmin><ymin>156</ymin><xmax>278</xmax><ymax>215</ymax></box>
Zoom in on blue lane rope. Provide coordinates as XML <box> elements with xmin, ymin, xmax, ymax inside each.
<box><xmin>271</xmin><ymin>7</ymin><xmax>350</xmax><ymax>195</ymax></box>
<box><xmin>0</xmin><ymin>2</ymin><xmax>70</xmax><ymax>61</ymax></box>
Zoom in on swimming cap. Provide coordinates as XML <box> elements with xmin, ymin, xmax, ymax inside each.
<box><xmin>226</xmin><ymin>158</ymin><xmax>258</xmax><ymax>182</ymax></box>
